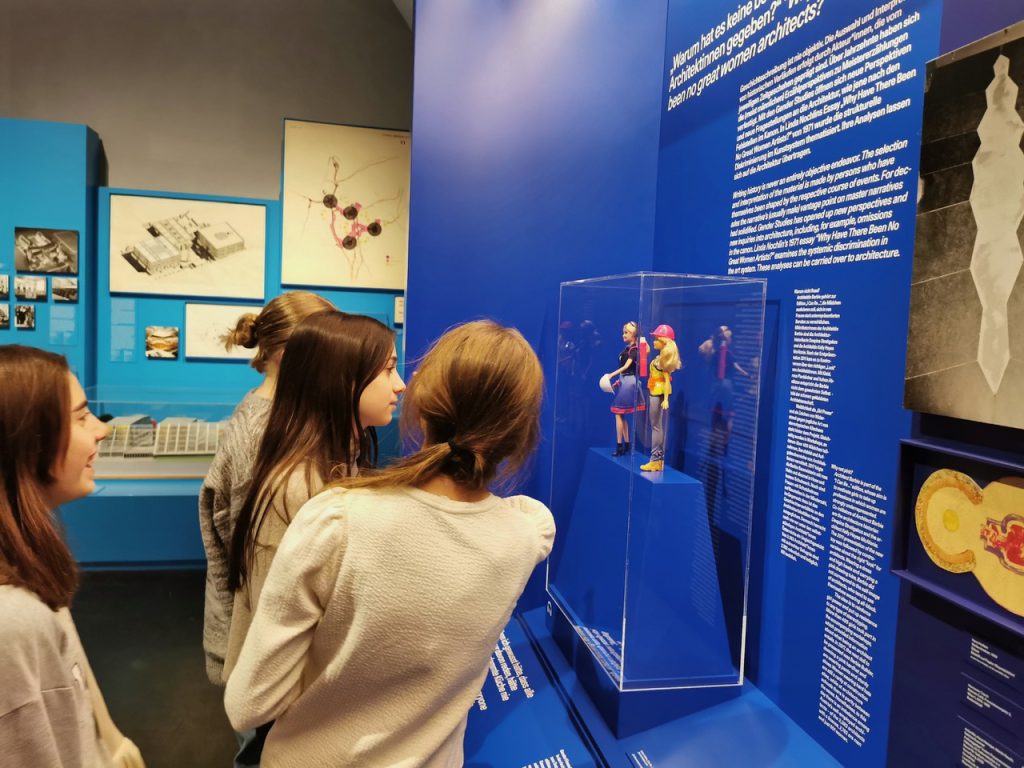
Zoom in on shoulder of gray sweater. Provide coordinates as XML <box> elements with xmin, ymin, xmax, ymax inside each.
<box><xmin>0</xmin><ymin>585</ymin><xmax>61</xmax><ymax>657</ymax></box>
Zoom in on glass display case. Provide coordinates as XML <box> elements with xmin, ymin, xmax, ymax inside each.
<box><xmin>547</xmin><ymin>272</ymin><xmax>766</xmax><ymax>692</ymax></box>
<box><xmin>87</xmin><ymin>385</ymin><xmax>244</xmax><ymax>479</ymax></box>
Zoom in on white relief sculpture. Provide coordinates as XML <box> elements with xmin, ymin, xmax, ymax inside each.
<box><xmin>970</xmin><ymin>54</ymin><xmax>1024</xmax><ymax>393</ymax></box>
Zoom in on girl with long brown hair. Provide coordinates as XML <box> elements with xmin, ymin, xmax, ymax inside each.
<box><xmin>225</xmin><ymin>320</ymin><xmax>555</xmax><ymax>768</ymax></box>
<box><xmin>200</xmin><ymin>290</ymin><xmax>335</xmax><ymax>689</ymax></box>
<box><xmin>222</xmin><ymin>310</ymin><xmax>403</xmax><ymax>765</ymax></box>
<box><xmin>0</xmin><ymin>345</ymin><xmax>144</xmax><ymax>767</ymax></box>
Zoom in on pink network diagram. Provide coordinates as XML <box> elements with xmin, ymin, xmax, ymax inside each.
<box><xmin>299</xmin><ymin>155</ymin><xmax>406</xmax><ymax>280</ymax></box>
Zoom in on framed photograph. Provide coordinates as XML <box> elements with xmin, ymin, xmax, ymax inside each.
<box><xmin>904</xmin><ymin>26</ymin><xmax>1024</xmax><ymax>429</ymax></box>
<box><xmin>14</xmin><ymin>228</ymin><xmax>78</xmax><ymax>274</ymax></box>
<box><xmin>14</xmin><ymin>305</ymin><xmax>36</xmax><ymax>330</ymax></box>
<box><xmin>281</xmin><ymin>120</ymin><xmax>410</xmax><ymax>291</ymax></box>
<box><xmin>0</xmin><ymin>305</ymin><xmax>8</xmax><ymax>329</ymax></box>
<box><xmin>14</xmin><ymin>276</ymin><xmax>47</xmax><ymax>301</ymax></box>
<box><xmin>52</xmin><ymin>277</ymin><xmax>78</xmax><ymax>303</ymax></box>
<box><xmin>0</xmin><ymin>275</ymin><xmax>8</xmax><ymax>300</ymax></box>
<box><xmin>145</xmin><ymin>326</ymin><xmax>180</xmax><ymax>359</ymax></box>
<box><xmin>109</xmin><ymin>194</ymin><xmax>266</xmax><ymax>300</ymax></box>
<box><xmin>184</xmin><ymin>303</ymin><xmax>259</xmax><ymax>361</ymax></box>
<box><xmin>894</xmin><ymin>441</ymin><xmax>1024</xmax><ymax>635</ymax></box>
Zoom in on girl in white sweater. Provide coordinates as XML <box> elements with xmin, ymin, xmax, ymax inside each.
<box><xmin>225</xmin><ymin>320</ymin><xmax>555</xmax><ymax>767</ymax></box>
<box><xmin>222</xmin><ymin>310</ymin><xmax>403</xmax><ymax>764</ymax></box>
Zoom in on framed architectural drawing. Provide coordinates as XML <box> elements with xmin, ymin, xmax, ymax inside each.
<box><xmin>109</xmin><ymin>194</ymin><xmax>266</xmax><ymax>300</ymax></box>
<box><xmin>184</xmin><ymin>303</ymin><xmax>259</xmax><ymax>361</ymax></box>
<box><xmin>281</xmin><ymin>120</ymin><xmax>410</xmax><ymax>291</ymax></box>
<box><xmin>14</xmin><ymin>228</ymin><xmax>78</xmax><ymax>274</ymax></box>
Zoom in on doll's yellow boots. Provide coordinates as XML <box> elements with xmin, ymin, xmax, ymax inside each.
<box><xmin>640</xmin><ymin>459</ymin><xmax>664</xmax><ymax>472</ymax></box>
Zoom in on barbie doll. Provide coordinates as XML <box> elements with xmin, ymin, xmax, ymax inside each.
<box><xmin>606</xmin><ymin>321</ymin><xmax>646</xmax><ymax>455</ymax></box>
<box><xmin>640</xmin><ymin>324</ymin><xmax>681</xmax><ymax>472</ymax></box>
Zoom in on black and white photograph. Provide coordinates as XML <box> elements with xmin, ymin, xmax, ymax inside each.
<box><xmin>0</xmin><ymin>275</ymin><xmax>8</xmax><ymax>300</ymax></box>
<box><xmin>145</xmin><ymin>326</ymin><xmax>180</xmax><ymax>359</ymax></box>
<box><xmin>15</xmin><ymin>305</ymin><xmax>36</xmax><ymax>330</ymax></box>
<box><xmin>14</xmin><ymin>275</ymin><xmax>47</xmax><ymax>301</ymax></box>
<box><xmin>109</xmin><ymin>194</ymin><xmax>266</xmax><ymax>300</ymax></box>
<box><xmin>52</xmin><ymin>277</ymin><xmax>79</xmax><ymax>302</ymax></box>
<box><xmin>0</xmin><ymin>305</ymin><xmax>8</xmax><ymax>329</ymax></box>
<box><xmin>14</xmin><ymin>228</ymin><xmax>79</xmax><ymax>274</ymax></box>
<box><xmin>905</xmin><ymin>24</ymin><xmax>1024</xmax><ymax>430</ymax></box>
<box><xmin>184</xmin><ymin>303</ymin><xmax>259</xmax><ymax>361</ymax></box>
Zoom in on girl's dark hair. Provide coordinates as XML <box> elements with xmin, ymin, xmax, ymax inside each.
<box><xmin>335</xmin><ymin>320</ymin><xmax>543</xmax><ymax>494</ymax></box>
<box><xmin>227</xmin><ymin>311</ymin><xmax>396</xmax><ymax>591</ymax></box>
<box><xmin>0</xmin><ymin>345</ymin><xmax>77</xmax><ymax>609</ymax></box>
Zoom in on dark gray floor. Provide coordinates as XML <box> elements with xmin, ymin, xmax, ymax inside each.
<box><xmin>73</xmin><ymin>570</ymin><xmax>237</xmax><ymax>768</ymax></box>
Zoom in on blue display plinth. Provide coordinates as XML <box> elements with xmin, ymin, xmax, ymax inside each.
<box><xmin>551</xmin><ymin>447</ymin><xmax>735</xmax><ymax>686</ymax></box>
<box><xmin>58</xmin><ymin>479</ymin><xmax>205</xmax><ymax>566</ymax></box>
<box><xmin>461</xmin><ymin>609</ymin><xmax>840</xmax><ymax>766</ymax></box>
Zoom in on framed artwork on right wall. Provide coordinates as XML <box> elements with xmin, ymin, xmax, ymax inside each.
<box><xmin>904</xmin><ymin>24</ymin><xmax>1024</xmax><ymax>429</ymax></box>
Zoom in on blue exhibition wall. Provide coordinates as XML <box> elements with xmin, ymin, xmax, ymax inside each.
<box><xmin>1</xmin><ymin>119</ymin><xmax>406</xmax><ymax>565</ymax></box>
<box><xmin>405</xmin><ymin>2</ymin><xmax>669</xmax><ymax>532</ymax></box>
<box><xmin>652</xmin><ymin>0</ymin><xmax>1022</xmax><ymax>764</ymax></box>
<box><xmin>0</xmin><ymin>118</ymin><xmax>99</xmax><ymax>383</ymax></box>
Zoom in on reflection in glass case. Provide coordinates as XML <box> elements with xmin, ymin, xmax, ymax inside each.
<box><xmin>547</xmin><ymin>273</ymin><xmax>766</xmax><ymax>692</ymax></box>
<box><xmin>88</xmin><ymin>386</ymin><xmax>244</xmax><ymax>478</ymax></box>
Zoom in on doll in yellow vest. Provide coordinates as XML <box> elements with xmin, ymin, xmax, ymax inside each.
<box><xmin>641</xmin><ymin>324</ymin><xmax>682</xmax><ymax>472</ymax></box>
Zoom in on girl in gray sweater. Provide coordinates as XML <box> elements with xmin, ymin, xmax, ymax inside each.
<box><xmin>199</xmin><ymin>290</ymin><xmax>334</xmax><ymax>686</ymax></box>
<box><xmin>0</xmin><ymin>345</ymin><xmax>143</xmax><ymax>767</ymax></box>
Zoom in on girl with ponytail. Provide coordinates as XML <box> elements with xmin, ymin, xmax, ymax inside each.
<box><xmin>199</xmin><ymin>289</ymin><xmax>334</xmax><ymax>693</ymax></box>
<box><xmin>225</xmin><ymin>320</ymin><xmax>555</xmax><ymax>768</ymax></box>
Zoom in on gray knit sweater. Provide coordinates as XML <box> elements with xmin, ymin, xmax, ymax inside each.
<box><xmin>199</xmin><ymin>390</ymin><xmax>272</xmax><ymax>685</ymax></box>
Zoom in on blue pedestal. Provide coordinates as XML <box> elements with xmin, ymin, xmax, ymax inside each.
<box><xmin>58</xmin><ymin>479</ymin><xmax>205</xmax><ymax>567</ymax></box>
<box><xmin>518</xmin><ymin>608</ymin><xmax>840</xmax><ymax>767</ymax></box>
<box><xmin>548</xmin><ymin>448</ymin><xmax>740</xmax><ymax>736</ymax></box>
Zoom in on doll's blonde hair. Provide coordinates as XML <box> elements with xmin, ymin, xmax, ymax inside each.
<box><xmin>657</xmin><ymin>338</ymin><xmax>681</xmax><ymax>373</ymax></box>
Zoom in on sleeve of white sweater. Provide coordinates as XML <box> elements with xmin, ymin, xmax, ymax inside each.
<box><xmin>511</xmin><ymin>494</ymin><xmax>556</xmax><ymax>564</ymax></box>
<box><xmin>224</xmin><ymin>493</ymin><xmax>347</xmax><ymax>732</ymax></box>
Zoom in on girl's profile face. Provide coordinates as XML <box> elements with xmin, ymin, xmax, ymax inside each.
<box><xmin>622</xmin><ymin>324</ymin><xmax>636</xmax><ymax>344</ymax></box>
<box><xmin>358</xmin><ymin>345</ymin><xmax>406</xmax><ymax>427</ymax></box>
<box><xmin>46</xmin><ymin>373</ymin><xmax>109</xmax><ymax>508</ymax></box>
<box><xmin>654</xmin><ymin>336</ymin><xmax>666</xmax><ymax>350</ymax></box>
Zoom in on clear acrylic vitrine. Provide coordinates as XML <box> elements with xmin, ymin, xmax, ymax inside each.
<box><xmin>87</xmin><ymin>385</ymin><xmax>244</xmax><ymax>479</ymax></box>
<box><xmin>546</xmin><ymin>272</ymin><xmax>766</xmax><ymax>692</ymax></box>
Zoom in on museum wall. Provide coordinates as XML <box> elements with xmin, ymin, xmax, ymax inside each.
<box><xmin>0</xmin><ymin>0</ymin><xmax>413</xmax><ymax>200</ymax></box>
<box><xmin>405</xmin><ymin>0</ymin><xmax>668</xmax><ymax>522</ymax></box>
<box><xmin>651</xmin><ymin>0</ymin><xmax>1024</xmax><ymax>764</ymax></box>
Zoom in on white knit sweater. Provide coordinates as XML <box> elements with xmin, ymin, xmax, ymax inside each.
<box><xmin>224</xmin><ymin>485</ymin><xmax>555</xmax><ymax>768</ymax></box>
